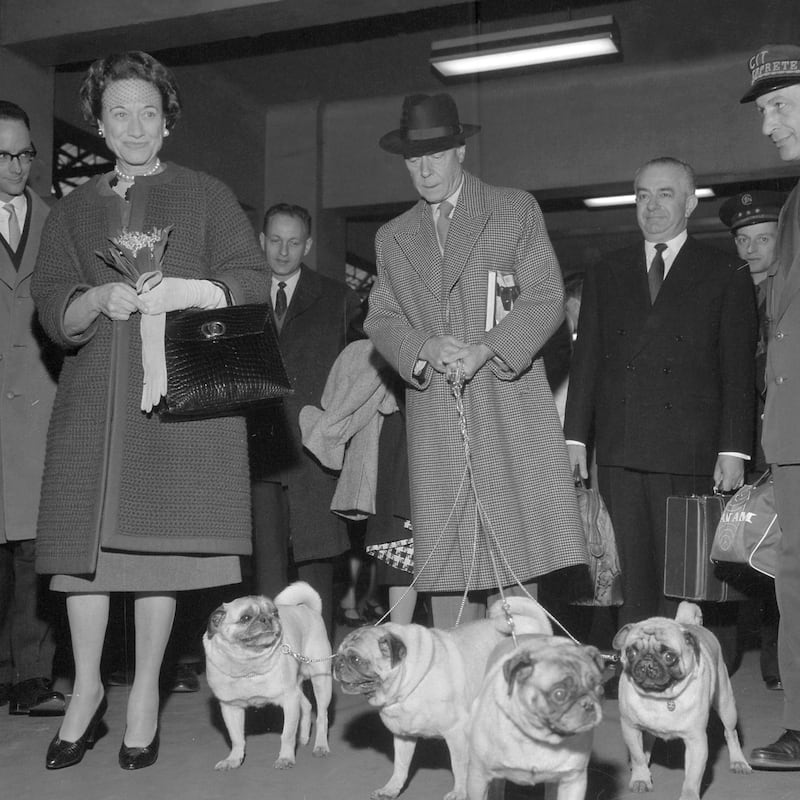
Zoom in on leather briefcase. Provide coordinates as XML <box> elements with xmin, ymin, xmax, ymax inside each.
<box><xmin>664</xmin><ymin>494</ymin><xmax>747</xmax><ymax>602</ymax></box>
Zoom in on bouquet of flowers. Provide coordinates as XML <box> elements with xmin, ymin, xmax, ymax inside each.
<box><xmin>96</xmin><ymin>225</ymin><xmax>175</xmax><ymax>412</ymax></box>
<box><xmin>96</xmin><ymin>225</ymin><xmax>174</xmax><ymax>293</ymax></box>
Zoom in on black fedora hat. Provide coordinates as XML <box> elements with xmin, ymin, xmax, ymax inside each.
<box><xmin>379</xmin><ymin>93</ymin><xmax>480</xmax><ymax>157</ymax></box>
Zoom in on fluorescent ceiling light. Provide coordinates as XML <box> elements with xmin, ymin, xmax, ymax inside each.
<box><xmin>584</xmin><ymin>188</ymin><xmax>715</xmax><ymax>208</ymax></box>
<box><xmin>431</xmin><ymin>16</ymin><xmax>620</xmax><ymax>78</ymax></box>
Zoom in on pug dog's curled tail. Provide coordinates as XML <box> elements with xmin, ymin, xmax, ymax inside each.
<box><xmin>675</xmin><ymin>601</ymin><xmax>703</xmax><ymax>627</ymax></box>
<box><xmin>274</xmin><ymin>581</ymin><xmax>323</xmax><ymax>614</ymax></box>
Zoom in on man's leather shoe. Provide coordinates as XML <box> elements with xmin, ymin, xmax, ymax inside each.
<box><xmin>170</xmin><ymin>663</ymin><xmax>200</xmax><ymax>693</ymax></box>
<box><xmin>0</xmin><ymin>682</ymin><xmax>12</xmax><ymax>706</ymax></box>
<box><xmin>9</xmin><ymin>677</ymin><xmax>65</xmax><ymax>716</ymax></box>
<box><xmin>765</xmin><ymin>677</ymin><xmax>783</xmax><ymax>691</ymax></box>
<box><xmin>750</xmin><ymin>729</ymin><xmax>800</xmax><ymax>770</ymax></box>
<box><xmin>107</xmin><ymin>669</ymin><xmax>132</xmax><ymax>687</ymax></box>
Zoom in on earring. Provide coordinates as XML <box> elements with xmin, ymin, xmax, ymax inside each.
<box><xmin>163</xmin><ymin>128</ymin><xmax>169</xmax><ymax>137</ymax></box>
<box><xmin>98</xmin><ymin>127</ymin><xmax>104</xmax><ymax>138</ymax></box>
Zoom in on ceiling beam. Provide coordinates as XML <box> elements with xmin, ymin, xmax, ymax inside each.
<box><xmin>0</xmin><ymin>0</ymin><xmax>466</xmax><ymax>66</ymax></box>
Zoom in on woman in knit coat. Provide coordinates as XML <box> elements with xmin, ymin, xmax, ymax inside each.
<box><xmin>31</xmin><ymin>52</ymin><xmax>268</xmax><ymax>771</ymax></box>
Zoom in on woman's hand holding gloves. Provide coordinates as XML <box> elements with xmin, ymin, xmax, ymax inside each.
<box><xmin>137</xmin><ymin>278</ymin><xmax>226</xmax><ymax>315</ymax></box>
<box><xmin>137</xmin><ymin>277</ymin><xmax>227</xmax><ymax>413</ymax></box>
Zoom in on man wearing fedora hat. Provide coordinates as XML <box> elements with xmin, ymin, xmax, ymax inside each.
<box><xmin>365</xmin><ymin>93</ymin><xmax>588</xmax><ymax>627</ymax></box>
<box><xmin>741</xmin><ymin>43</ymin><xmax>800</xmax><ymax>770</ymax></box>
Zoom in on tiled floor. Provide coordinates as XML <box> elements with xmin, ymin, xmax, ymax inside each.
<box><xmin>1</xmin><ymin>627</ymin><xmax>797</xmax><ymax>800</ymax></box>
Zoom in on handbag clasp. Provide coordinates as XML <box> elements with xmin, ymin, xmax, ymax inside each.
<box><xmin>200</xmin><ymin>320</ymin><xmax>226</xmax><ymax>339</ymax></box>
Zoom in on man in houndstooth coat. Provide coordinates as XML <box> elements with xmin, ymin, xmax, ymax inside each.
<box><xmin>365</xmin><ymin>93</ymin><xmax>588</xmax><ymax>627</ymax></box>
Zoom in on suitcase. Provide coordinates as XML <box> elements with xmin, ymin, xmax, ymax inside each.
<box><xmin>664</xmin><ymin>494</ymin><xmax>747</xmax><ymax>602</ymax></box>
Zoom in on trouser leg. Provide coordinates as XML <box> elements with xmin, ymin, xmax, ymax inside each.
<box><xmin>251</xmin><ymin>481</ymin><xmax>290</xmax><ymax>598</ymax></box>
<box><xmin>10</xmin><ymin>540</ymin><xmax>57</xmax><ymax>682</ymax></box>
<box><xmin>772</xmin><ymin>464</ymin><xmax>800</xmax><ymax>729</ymax></box>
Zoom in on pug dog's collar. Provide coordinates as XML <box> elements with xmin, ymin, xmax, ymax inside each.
<box><xmin>205</xmin><ymin>645</ymin><xmax>282</xmax><ymax>680</ymax></box>
<box><xmin>381</xmin><ymin>664</ymin><xmax>432</xmax><ymax>710</ymax></box>
<box><xmin>630</xmin><ymin>666</ymin><xmax>700</xmax><ymax>711</ymax></box>
<box><xmin>206</xmin><ymin>658</ymin><xmax>263</xmax><ymax>680</ymax></box>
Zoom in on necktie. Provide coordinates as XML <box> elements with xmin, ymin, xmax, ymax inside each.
<box><xmin>648</xmin><ymin>243</ymin><xmax>667</xmax><ymax>304</ymax></box>
<box><xmin>436</xmin><ymin>200</ymin><xmax>452</xmax><ymax>251</ymax></box>
<box><xmin>275</xmin><ymin>281</ymin><xmax>288</xmax><ymax>318</ymax></box>
<box><xmin>4</xmin><ymin>203</ymin><xmax>20</xmax><ymax>252</ymax></box>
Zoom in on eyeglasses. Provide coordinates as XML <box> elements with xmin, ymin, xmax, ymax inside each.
<box><xmin>0</xmin><ymin>148</ymin><xmax>37</xmax><ymax>166</ymax></box>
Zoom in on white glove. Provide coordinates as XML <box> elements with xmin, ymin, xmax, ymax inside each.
<box><xmin>140</xmin><ymin>312</ymin><xmax>167</xmax><ymax>412</ymax></box>
<box><xmin>138</xmin><ymin>277</ymin><xmax>226</xmax><ymax>315</ymax></box>
<box><xmin>137</xmin><ymin>279</ymin><xmax>226</xmax><ymax>412</ymax></box>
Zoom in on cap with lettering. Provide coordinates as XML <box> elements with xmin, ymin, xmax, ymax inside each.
<box><xmin>741</xmin><ymin>43</ymin><xmax>800</xmax><ymax>103</ymax></box>
<box><xmin>718</xmin><ymin>190</ymin><xmax>785</xmax><ymax>231</ymax></box>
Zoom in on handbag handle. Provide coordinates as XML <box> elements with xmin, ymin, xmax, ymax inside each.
<box><xmin>208</xmin><ymin>279</ymin><xmax>234</xmax><ymax>307</ymax></box>
<box><xmin>752</xmin><ymin>469</ymin><xmax>772</xmax><ymax>489</ymax></box>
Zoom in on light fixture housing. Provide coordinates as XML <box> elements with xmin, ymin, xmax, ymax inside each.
<box><xmin>430</xmin><ymin>15</ymin><xmax>621</xmax><ymax>78</ymax></box>
<box><xmin>583</xmin><ymin>188</ymin><xmax>716</xmax><ymax>208</ymax></box>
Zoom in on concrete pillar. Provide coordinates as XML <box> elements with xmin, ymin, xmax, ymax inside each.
<box><xmin>0</xmin><ymin>48</ymin><xmax>54</xmax><ymax>199</ymax></box>
<box><xmin>264</xmin><ymin>100</ymin><xmax>347</xmax><ymax>280</ymax></box>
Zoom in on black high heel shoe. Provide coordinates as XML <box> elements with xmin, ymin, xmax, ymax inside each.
<box><xmin>119</xmin><ymin>727</ymin><xmax>160</xmax><ymax>770</ymax></box>
<box><xmin>45</xmin><ymin>694</ymin><xmax>108</xmax><ymax>770</ymax></box>
<box><xmin>336</xmin><ymin>605</ymin><xmax>366</xmax><ymax>628</ymax></box>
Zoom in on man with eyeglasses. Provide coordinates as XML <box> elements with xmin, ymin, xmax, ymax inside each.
<box><xmin>0</xmin><ymin>100</ymin><xmax>63</xmax><ymax>718</ymax></box>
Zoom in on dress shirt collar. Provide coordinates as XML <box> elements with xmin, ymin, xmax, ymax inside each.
<box><xmin>271</xmin><ymin>267</ymin><xmax>302</xmax><ymax>307</ymax></box>
<box><xmin>644</xmin><ymin>229</ymin><xmax>688</xmax><ymax>277</ymax></box>
<box><xmin>430</xmin><ymin>177</ymin><xmax>464</xmax><ymax>219</ymax></box>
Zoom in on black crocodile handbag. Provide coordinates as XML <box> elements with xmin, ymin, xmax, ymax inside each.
<box><xmin>162</xmin><ymin>304</ymin><xmax>292</xmax><ymax>417</ymax></box>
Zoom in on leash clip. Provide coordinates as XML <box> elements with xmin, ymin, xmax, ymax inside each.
<box><xmin>446</xmin><ymin>359</ymin><xmax>465</xmax><ymax>398</ymax></box>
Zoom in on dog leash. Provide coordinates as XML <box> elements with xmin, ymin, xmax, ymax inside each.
<box><xmin>443</xmin><ymin>360</ymin><xmax>621</xmax><ymax>675</ymax></box>
<box><xmin>374</xmin><ymin>358</ymin><xmax>621</xmax><ymax>674</ymax></box>
<box><xmin>280</xmin><ymin>644</ymin><xmax>335</xmax><ymax>664</ymax></box>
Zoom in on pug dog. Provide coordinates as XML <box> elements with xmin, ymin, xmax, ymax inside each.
<box><xmin>203</xmin><ymin>581</ymin><xmax>332</xmax><ymax>771</ymax></box>
<box><xmin>612</xmin><ymin>601</ymin><xmax>752</xmax><ymax>800</ymax></box>
<box><xmin>333</xmin><ymin>596</ymin><xmax>552</xmax><ymax>800</ymax></box>
<box><xmin>466</xmin><ymin>634</ymin><xmax>606</xmax><ymax>800</ymax></box>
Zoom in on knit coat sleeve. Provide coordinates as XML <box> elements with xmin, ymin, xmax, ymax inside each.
<box><xmin>31</xmin><ymin>193</ymin><xmax>98</xmax><ymax>349</ymax></box>
<box><xmin>194</xmin><ymin>172</ymin><xmax>268</xmax><ymax>305</ymax></box>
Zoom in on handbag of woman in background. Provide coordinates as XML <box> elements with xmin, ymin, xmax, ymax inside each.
<box><xmin>571</xmin><ymin>475</ymin><xmax>624</xmax><ymax>606</ymax></box>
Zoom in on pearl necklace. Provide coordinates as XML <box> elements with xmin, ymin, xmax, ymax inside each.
<box><xmin>114</xmin><ymin>159</ymin><xmax>161</xmax><ymax>183</ymax></box>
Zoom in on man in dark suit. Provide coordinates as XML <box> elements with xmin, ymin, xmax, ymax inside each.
<box><xmin>248</xmin><ymin>203</ymin><xmax>363</xmax><ymax>635</ymax></box>
<box><xmin>0</xmin><ymin>100</ymin><xmax>64</xmax><ymax>717</ymax></box>
<box><xmin>365</xmin><ymin>94</ymin><xmax>588</xmax><ymax>628</ymax></box>
<box><xmin>564</xmin><ymin>156</ymin><xmax>757</xmax><ymax>637</ymax></box>
<box><xmin>740</xmin><ymin>43</ymin><xmax>800</xmax><ymax>769</ymax></box>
